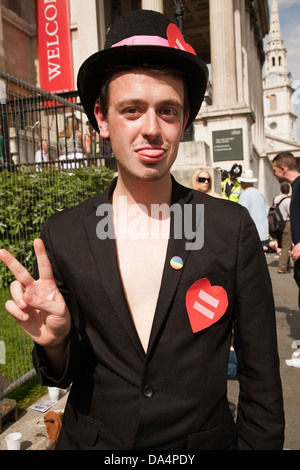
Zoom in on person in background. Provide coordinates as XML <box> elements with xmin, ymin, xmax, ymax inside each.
<box><xmin>221</xmin><ymin>164</ymin><xmax>242</xmax><ymax>202</ymax></box>
<box><xmin>58</xmin><ymin>116</ymin><xmax>87</xmax><ymax>169</ymax></box>
<box><xmin>238</xmin><ymin>169</ymin><xmax>278</xmax><ymax>253</ymax></box>
<box><xmin>273</xmin><ymin>182</ymin><xmax>291</xmax><ymax>274</ymax></box>
<box><xmin>190</xmin><ymin>168</ymin><xmax>221</xmax><ymax>198</ymax></box>
<box><xmin>273</xmin><ymin>151</ymin><xmax>300</xmax><ymax>308</ymax></box>
<box><xmin>35</xmin><ymin>140</ymin><xmax>49</xmax><ymax>172</ymax></box>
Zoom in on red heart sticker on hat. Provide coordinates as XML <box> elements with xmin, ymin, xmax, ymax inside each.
<box><xmin>167</xmin><ymin>24</ymin><xmax>196</xmax><ymax>56</ymax></box>
<box><xmin>186</xmin><ymin>278</ymin><xmax>228</xmax><ymax>333</ymax></box>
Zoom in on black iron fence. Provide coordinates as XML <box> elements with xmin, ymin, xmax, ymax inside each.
<box><xmin>0</xmin><ymin>71</ymin><xmax>116</xmax><ymax>171</ymax></box>
<box><xmin>0</xmin><ymin>71</ymin><xmax>116</xmax><ymax>398</ymax></box>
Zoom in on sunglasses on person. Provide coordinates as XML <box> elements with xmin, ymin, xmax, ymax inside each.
<box><xmin>197</xmin><ymin>177</ymin><xmax>210</xmax><ymax>183</ymax></box>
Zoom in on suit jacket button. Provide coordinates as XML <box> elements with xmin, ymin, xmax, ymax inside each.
<box><xmin>143</xmin><ymin>385</ymin><xmax>154</xmax><ymax>398</ymax></box>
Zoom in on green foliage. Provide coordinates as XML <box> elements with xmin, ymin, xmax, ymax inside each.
<box><xmin>0</xmin><ymin>166</ymin><xmax>115</xmax><ymax>288</ymax></box>
<box><xmin>0</xmin><ymin>165</ymin><xmax>114</xmax><ymax>385</ymax></box>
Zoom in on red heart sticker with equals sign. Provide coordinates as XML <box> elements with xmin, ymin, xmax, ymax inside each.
<box><xmin>186</xmin><ymin>278</ymin><xmax>228</xmax><ymax>333</ymax></box>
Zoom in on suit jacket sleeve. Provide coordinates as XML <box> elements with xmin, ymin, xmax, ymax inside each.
<box><xmin>233</xmin><ymin>208</ymin><xmax>285</xmax><ymax>449</ymax></box>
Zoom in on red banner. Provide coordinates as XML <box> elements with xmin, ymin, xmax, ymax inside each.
<box><xmin>36</xmin><ymin>0</ymin><xmax>74</xmax><ymax>93</ymax></box>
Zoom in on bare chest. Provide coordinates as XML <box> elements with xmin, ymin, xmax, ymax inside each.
<box><xmin>114</xmin><ymin>212</ymin><xmax>170</xmax><ymax>351</ymax></box>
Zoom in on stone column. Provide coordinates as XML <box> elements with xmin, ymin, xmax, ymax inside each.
<box><xmin>209</xmin><ymin>0</ymin><xmax>237</xmax><ymax>105</ymax></box>
<box><xmin>141</xmin><ymin>0</ymin><xmax>164</xmax><ymax>13</ymax></box>
<box><xmin>234</xmin><ymin>0</ymin><xmax>244</xmax><ymax>104</ymax></box>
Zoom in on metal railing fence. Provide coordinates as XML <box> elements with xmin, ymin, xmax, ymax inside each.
<box><xmin>0</xmin><ymin>71</ymin><xmax>116</xmax><ymax>398</ymax></box>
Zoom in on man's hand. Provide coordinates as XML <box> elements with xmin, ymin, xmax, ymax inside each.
<box><xmin>0</xmin><ymin>239</ymin><xmax>71</xmax><ymax>350</ymax></box>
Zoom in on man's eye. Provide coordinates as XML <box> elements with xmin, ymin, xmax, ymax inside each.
<box><xmin>124</xmin><ymin>107</ymin><xmax>139</xmax><ymax>115</ymax></box>
<box><xmin>122</xmin><ymin>107</ymin><xmax>143</xmax><ymax>119</ymax></box>
<box><xmin>161</xmin><ymin>108</ymin><xmax>176</xmax><ymax>117</ymax></box>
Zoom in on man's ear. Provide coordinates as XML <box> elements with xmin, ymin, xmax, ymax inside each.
<box><xmin>94</xmin><ymin>103</ymin><xmax>109</xmax><ymax>138</ymax></box>
<box><xmin>181</xmin><ymin>111</ymin><xmax>190</xmax><ymax>140</ymax></box>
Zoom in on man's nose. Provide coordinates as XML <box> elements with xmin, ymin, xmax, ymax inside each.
<box><xmin>142</xmin><ymin>109</ymin><xmax>161</xmax><ymax>138</ymax></box>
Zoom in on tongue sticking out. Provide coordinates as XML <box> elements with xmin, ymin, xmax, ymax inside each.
<box><xmin>138</xmin><ymin>149</ymin><xmax>165</xmax><ymax>158</ymax></box>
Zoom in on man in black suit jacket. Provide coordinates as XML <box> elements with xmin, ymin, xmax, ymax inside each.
<box><xmin>0</xmin><ymin>10</ymin><xmax>284</xmax><ymax>450</ymax></box>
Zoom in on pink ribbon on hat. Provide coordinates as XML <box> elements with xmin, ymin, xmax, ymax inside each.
<box><xmin>112</xmin><ymin>35</ymin><xmax>169</xmax><ymax>48</ymax></box>
<box><xmin>111</xmin><ymin>24</ymin><xmax>196</xmax><ymax>56</ymax></box>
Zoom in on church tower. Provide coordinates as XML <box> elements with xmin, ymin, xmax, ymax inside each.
<box><xmin>263</xmin><ymin>0</ymin><xmax>297</xmax><ymax>141</ymax></box>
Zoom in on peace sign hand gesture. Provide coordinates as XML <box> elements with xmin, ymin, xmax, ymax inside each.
<box><xmin>0</xmin><ymin>239</ymin><xmax>71</xmax><ymax>354</ymax></box>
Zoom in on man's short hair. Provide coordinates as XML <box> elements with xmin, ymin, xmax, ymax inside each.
<box><xmin>280</xmin><ymin>182</ymin><xmax>290</xmax><ymax>194</ymax></box>
<box><xmin>273</xmin><ymin>152</ymin><xmax>296</xmax><ymax>170</ymax></box>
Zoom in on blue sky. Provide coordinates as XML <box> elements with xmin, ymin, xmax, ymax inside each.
<box><xmin>266</xmin><ymin>0</ymin><xmax>300</xmax><ymax>139</ymax></box>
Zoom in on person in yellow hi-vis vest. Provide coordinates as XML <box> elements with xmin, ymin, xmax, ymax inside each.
<box><xmin>221</xmin><ymin>164</ymin><xmax>243</xmax><ymax>202</ymax></box>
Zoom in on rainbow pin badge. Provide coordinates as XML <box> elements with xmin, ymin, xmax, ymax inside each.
<box><xmin>170</xmin><ymin>256</ymin><xmax>184</xmax><ymax>270</ymax></box>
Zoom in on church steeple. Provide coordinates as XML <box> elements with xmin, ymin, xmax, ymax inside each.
<box><xmin>263</xmin><ymin>0</ymin><xmax>297</xmax><ymax>142</ymax></box>
<box><xmin>269</xmin><ymin>0</ymin><xmax>282</xmax><ymax>42</ymax></box>
<box><xmin>265</xmin><ymin>0</ymin><xmax>287</xmax><ymax>77</ymax></box>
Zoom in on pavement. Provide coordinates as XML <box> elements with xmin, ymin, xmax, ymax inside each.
<box><xmin>0</xmin><ymin>252</ymin><xmax>299</xmax><ymax>451</ymax></box>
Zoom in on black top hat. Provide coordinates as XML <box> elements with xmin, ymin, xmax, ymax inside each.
<box><xmin>77</xmin><ymin>9</ymin><xmax>208</xmax><ymax>132</ymax></box>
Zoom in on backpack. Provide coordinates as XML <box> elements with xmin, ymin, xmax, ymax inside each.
<box><xmin>268</xmin><ymin>197</ymin><xmax>288</xmax><ymax>234</ymax></box>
